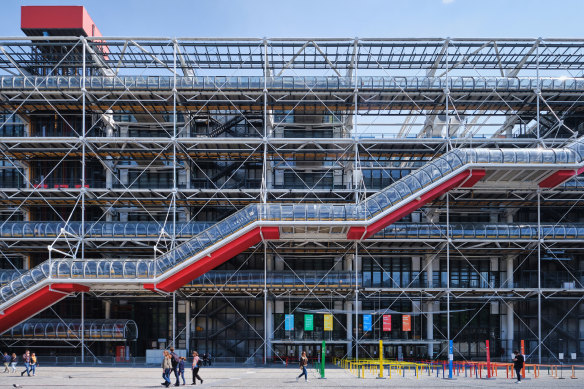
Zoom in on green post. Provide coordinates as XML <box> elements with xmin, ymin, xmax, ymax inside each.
<box><xmin>320</xmin><ymin>340</ymin><xmax>326</xmax><ymax>379</ymax></box>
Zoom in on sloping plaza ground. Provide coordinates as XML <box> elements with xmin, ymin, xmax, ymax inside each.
<box><xmin>0</xmin><ymin>365</ymin><xmax>582</xmax><ymax>388</ymax></box>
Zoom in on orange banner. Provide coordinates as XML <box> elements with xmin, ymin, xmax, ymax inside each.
<box><xmin>402</xmin><ymin>315</ymin><xmax>411</xmax><ymax>332</ymax></box>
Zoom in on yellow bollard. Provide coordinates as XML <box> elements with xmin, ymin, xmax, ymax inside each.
<box><xmin>379</xmin><ymin>340</ymin><xmax>384</xmax><ymax>378</ymax></box>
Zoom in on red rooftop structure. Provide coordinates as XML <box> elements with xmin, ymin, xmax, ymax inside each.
<box><xmin>21</xmin><ymin>6</ymin><xmax>102</xmax><ymax>37</ymax></box>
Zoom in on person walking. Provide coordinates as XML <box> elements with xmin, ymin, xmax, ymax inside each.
<box><xmin>2</xmin><ymin>351</ymin><xmax>10</xmax><ymax>373</ymax></box>
<box><xmin>513</xmin><ymin>350</ymin><xmax>524</xmax><ymax>384</ymax></box>
<box><xmin>30</xmin><ymin>353</ymin><xmax>37</xmax><ymax>376</ymax></box>
<box><xmin>161</xmin><ymin>350</ymin><xmax>172</xmax><ymax>387</ymax></box>
<box><xmin>21</xmin><ymin>350</ymin><xmax>31</xmax><ymax>377</ymax></box>
<box><xmin>178</xmin><ymin>357</ymin><xmax>186</xmax><ymax>385</ymax></box>
<box><xmin>10</xmin><ymin>353</ymin><xmax>17</xmax><ymax>373</ymax></box>
<box><xmin>296</xmin><ymin>351</ymin><xmax>308</xmax><ymax>382</ymax></box>
<box><xmin>191</xmin><ymin>351</ymin><xmax>203</xmax><ymax>385</ymax></box>
<box><xmin>169</xmin><ymin>347</ymin><xmax>181</xmax><ymax>387</ymax></box>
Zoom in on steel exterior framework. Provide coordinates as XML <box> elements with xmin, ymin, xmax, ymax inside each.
<box><xmin>1</xmin><ymin>37</ymin><xmax>584</xmax><ymax>364</ymax></box>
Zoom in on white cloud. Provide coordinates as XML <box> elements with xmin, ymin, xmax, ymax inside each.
<box><xmin>442</xmin><ymin>0</ymin><xmax>455</xmax><ymax>4</ymax></box>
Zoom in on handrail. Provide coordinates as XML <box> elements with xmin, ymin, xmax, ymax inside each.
<box><xmin>2</xmin><ymin>75</ymin><xmax>584</xmax><ymax>92</ymax></box>
<box><xmin>2</xmin><ymin>318</ymin><xmax>138</xmax><ymax>340</ymax></box>
<box><xmin>4</xmin><ymin>221</ymin><xmax>584</xmax><ymax>240</ymax></box>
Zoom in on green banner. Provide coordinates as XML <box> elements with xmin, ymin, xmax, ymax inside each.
<box><xmin>304</xmin><ymin>314</ymin><xmax>314</xmax><ymax>331</ymax></box>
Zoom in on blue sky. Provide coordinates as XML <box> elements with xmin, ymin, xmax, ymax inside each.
<box><xmin>0</xmin><ymin>0</ymin><xmax>583</xmax><ymax>38</ymax></box>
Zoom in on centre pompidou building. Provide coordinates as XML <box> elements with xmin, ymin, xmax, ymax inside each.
<box><xmin>0</xmin><ymin>6</ymin><xmax>583</xmax><ymax>364</ymax></box>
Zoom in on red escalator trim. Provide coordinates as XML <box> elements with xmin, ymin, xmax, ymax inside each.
<box><xmin>538</xmin><ymin>166</ymin><xmax>584</xmax><ymax>188</ymax></box>
<box><xmin>346</xmin><ymin>226</ymin><xmax>366</xmax><ymax>240</ymax></box>
<box><xmin>0</xmin><ymin>283</ymin><xmax>89</xmax><ymax>335</ymax></box>
<box><xmin>145</xmin><ymin>226</ymin><xmax>280</xmax><ymax>293</ymax></box>
<box><xmin>460</xmin><ymin>169</ymin><xmax>486</xmax><ymax>187</ymax></box>
<box><xmin>347</xmin><ymin>170</ymin><xmax>477</xmax><ymax>240</ymax></box>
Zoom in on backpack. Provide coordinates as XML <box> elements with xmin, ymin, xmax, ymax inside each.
<box><xmin>171</xmin><ymin>352</ymin><xmax>180</xmax><ymax>366</ymax></box>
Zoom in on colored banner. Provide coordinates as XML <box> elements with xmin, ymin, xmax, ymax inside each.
<box><xmin>323</xmin><ymin>314</ymin><xmax>333</xmax><ymax>331</ymax></box>
<box><xmin>521</xmin><ymin>339</ymin><xmax>525</xmax><ymax>378</ymax></box>
<box><xmin>402</xmin><ymin>315</ymin><xmax>411</xmax><ymax>332</ymax></box>
<box><xmin>448</xmin><ymin>340</ymin><xmax>453</xmax><ymax>379</ymax></box>
<box><xmin>486</xmin><ymin>340</ymin><xmax>491</xmax><ymax>378</ymax></box>
<box><xmin>363</xmin><ymin>314</ymin><xmax>372</xmax><ymax>331</ymax></box>
<box><xmin>304</xmin><ymin>314</ymin><xmax>314</xmax><ymax>331</ymax></box>
<box><xmin>382</xmin><ymin>315</ymin><xmax>392</xmax><ymax>331</ymax></box>
<box><xmin>284</xmin><ymin>314</ymin><xmax>294</xmax><ymax>331</ymax></box>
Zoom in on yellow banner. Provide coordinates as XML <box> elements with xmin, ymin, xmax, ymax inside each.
<box><xmin>324</xmin><ymin>314</ymin><xmax>333</xmax><ymax>331</ymax></box>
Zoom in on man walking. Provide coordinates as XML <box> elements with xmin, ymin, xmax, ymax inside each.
<box><xmin>20</xmin><ymin>350</ymin><xmax>31</xmax><ymax>377</ymax></box>
<box><xmin>169</xmin><ymin>347</ymin><xmax>180</xmax><ymax>387</ymax></box>
<box><xmin>512</xmin><ymin>350</ymin><xmax>524</xmax><ymax>383</ymax></box>
<box><xmin>2</xmin><ymin>352</ymin><xmax>10</xmax><ymax>373</ymax></box>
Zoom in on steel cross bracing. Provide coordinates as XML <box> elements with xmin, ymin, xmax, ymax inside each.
<box><xmin>1</xmin><ymin>37</ymin><xmax>584</xmax><ymax>362</ymax></box>
<box><xmin>0</xmin><ymin>137</ymin><xmax>583</xmax><ymax>332</ymax></box>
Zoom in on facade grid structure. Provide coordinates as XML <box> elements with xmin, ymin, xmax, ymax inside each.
<box><xmin>0</xmin><ymin>29</ymin><xmax>584</xmax><ymax>364</ymax></box>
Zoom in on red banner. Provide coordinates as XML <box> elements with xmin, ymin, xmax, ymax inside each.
<box><xmin>402</xmin><ymin>315</ymin><xmax>411</xmax><ymax>332</ymax></box>
<box><xmin>521</xmin><ymin>340</ymin><xmax>525</xmax><ymax>378</ymax></box>
<box><xmin>486</xmin><ymin>340</ymin><xmax>491</xmax><ymax>378</ymax></box>
<box><xmin>382</xmin><ymin>315</ymin><xmax>391</xmax><ymax>331</ymax></box>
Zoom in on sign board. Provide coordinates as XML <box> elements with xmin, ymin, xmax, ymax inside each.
<box><xmin>285</xmin><ymin>314</ymin><xmax>294</xmax><ymax>331</ymax></box>
<box><xmin>363</xmin><ymin>314</ymin><xmax>372</xmax><ymax>331</ymax></box>
<box><xmin>304</xmin><ymin>314</ymin><xmax>313</xmax><ymax>331</ymax></box>
<box><xmin>402</xmin><ymin>315</ymin><xmax>411</xmax><ymax>332</ymax></box>
<box><xmin>324</xmin><ymin>314</ymin><xmax>333</xmax><ymax>331</ymax></box>
<box><xmin>382</xmin><ymin>315</ymin><xmax>391</xmax><ymax>331</ymax></box>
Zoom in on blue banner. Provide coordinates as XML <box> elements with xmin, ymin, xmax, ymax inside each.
<box><xmin>363</xmin><ymin>314</ymin><xmax>372</xmax><ymax>331</ymax></box>
<box><xmin>285</xmin><ymin>314</ymin><xmax>294</xmax><ymax>330</ymax></box>
<box><xmin>448</xmin><ymin>339</ymin><xmax>453</xmax><ymax>379</ymax></box>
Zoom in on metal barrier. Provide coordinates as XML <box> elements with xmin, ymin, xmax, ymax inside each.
<box><xmin>336</xmin><ymin>357</ymin><xmax>584</xmax><ymax>381</ymax></box>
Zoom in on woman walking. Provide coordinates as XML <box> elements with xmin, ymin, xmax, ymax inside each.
<box><xmin>30</xmin><ymin>353</ymin><xmax>37</xmax><ymax>376</ymax></box>
<box><xmin>191</xmin><ymin>351</ymin><xmax>203</xmax><ymax>385</ymax></box>
<box><xmin>10</xmin><ymin>353</ymin><xmax>17</xmax><ymax>374</ymax></box>
<box><xmin>296</xmin><ymin>351</ymin><xmax>308</xmax><ymax>382</ymax></box>
<box><xmin>161</xmin><ymin>350</ymin><xmax>172</xmax><ymax>387</ymax></box>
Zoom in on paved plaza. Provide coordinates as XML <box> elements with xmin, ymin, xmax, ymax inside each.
<box><xmin>0</xmin><ymin>365</ymin><xmax>582</xmax><ymax>388</ymax></box>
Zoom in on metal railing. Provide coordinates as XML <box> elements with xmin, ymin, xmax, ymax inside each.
<box><xmin>1</xmin><ymin>319</ymin><xmax>138</xmax><ymax>341</ymax></box>
<box><xmin>3</xmin><ymin>75</ymin><xmax>584</xmax><ymax>92</ymax></box>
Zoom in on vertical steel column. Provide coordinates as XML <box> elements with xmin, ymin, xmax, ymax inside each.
<box><xmin>444</xmin><ymin>38</ymin><xmax>453</xmax><ymax>378</ymax></box>
<box><xmin>172</xmin><ymin>40</ymin><xmax>178</xmax><ymax>244</ymax></box>
<box><xmin>81</xmin><ymin>38</ymin><xmax>86</xmax><ymax>260</ymax></box>
<box><xmin>185</xmin><ymin>300</ymin><xmax>191</xmax><ymax>353</ymax></box>
<box><xmin>172</xmin><ymin>40</ymin><xmax>178</xmax><ymax>350</ymax></box>
<box><xmin>264</xmin><ymin>243</ymin><xmax>268</xmax><ymax>364</ymax></box>
<box><xmin>537</xmin><ymin>189</ymin><xmax>542</xmax><ymax>364</ymax></box>
<box><xmin>352</xmin><ymin>40</ymin><xmax>360</xmax><ymax>360</ymax></box>
<box><xmin>81</xmin><ymin>291</ymin><xmax>85</xmax><ymax>363</ymax></box>
<box><xmin>355</xmin><ymin>243</ymin><xmax>359</xmax><ymax>361</ymax></box>
<box><xmin>353</xmin><ymin>39</ymin><xmax>359</xmax><ymax>205</ymax></box>
<box><xmin>81</xmin><ymin>37</ymin><xmax>87</xmax><ymax>364</ymax></box>
<box><xmin>262</xmin><ymin>38</ymin><xmax>268</xmax><ymax>204</ymax></box>
<box><xmin>536</xmin><ymin>40</ymin><xmax>542</xmax><ymax>365</ymax></box>
<box><xmin>172</xmin><ymin>292</ymin><xmax>176</xmax><ymax>349</ymax></box>
<box><xmin>263</xmin><ymin>38</ymin><xmax>269</xmax><ymax>364</ymax></box>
